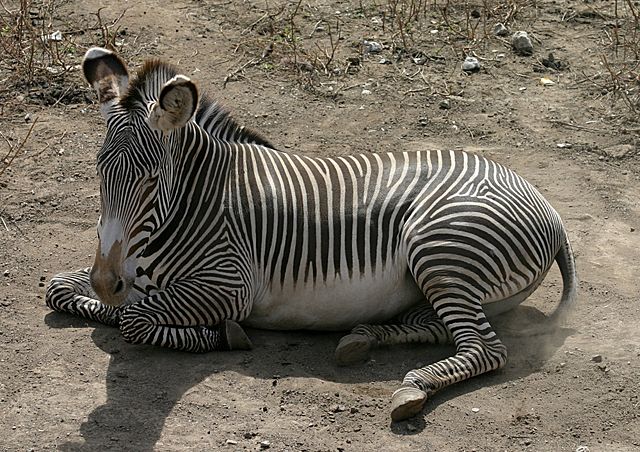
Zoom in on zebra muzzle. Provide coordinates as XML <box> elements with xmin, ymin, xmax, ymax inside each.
<box><xmin>90</xmin><ymin>240</ymin><xmax>131</xmax><ymax>306</ymax></box>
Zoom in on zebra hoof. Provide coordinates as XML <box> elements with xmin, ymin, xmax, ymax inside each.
<box><xmin>335</xmin><ymin>334</ymin><xmax>373</xmax><ymax>366</ymax></box>
<box><xmin>390</xmin><ymin>387</ymin><xmax>427</xmax><ymax>422</ymax></box>
<box><xmin>224</xmin><ymin>320</ymin><xmax>252</xmax><ymax>351</ymax></box>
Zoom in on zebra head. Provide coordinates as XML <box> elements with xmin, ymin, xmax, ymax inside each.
<box><xmin>82</xmin><ymin>48</ymin><xmax>199</xmax><ymax>306</ymax></box>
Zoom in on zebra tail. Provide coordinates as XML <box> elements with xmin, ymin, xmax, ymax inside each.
<box><xmin>547</xmin><ymin>232</ymin><xmax>578</xmax><ymax>327</ymax></box>
<box><xmin>515</xmin><ymin>231</ymin><xmax>578</xmax><ymax>337</ymax></box>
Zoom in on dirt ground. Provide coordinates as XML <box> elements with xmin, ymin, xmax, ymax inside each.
<box><xmin>1</xmin><ymin>0</ymin><xmax>639</xmax><ymax>450</ymax></box>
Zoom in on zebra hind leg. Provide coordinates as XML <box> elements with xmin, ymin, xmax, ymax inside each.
<box><xmin>334</xmin><ymin>304</ymin><xmax>452</xmax><ymax>366</ymax></box>
<box><xmin>46</xmin><ymin>268</ymin><xmax>120</xmax><ymax>326</ymax></box>
<box><xmin>390</xmin><ymin>294</ymin><xmax>507</xmax><ymax>422</ymax></box>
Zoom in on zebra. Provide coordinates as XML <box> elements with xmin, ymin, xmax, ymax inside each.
<box><xmin>46</xmin><ymin>47</ymin><xmax>577</xmax><ymax>422</ymax></box>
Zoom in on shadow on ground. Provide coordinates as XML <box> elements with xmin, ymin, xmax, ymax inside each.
<box><xmin>44</xmin><ymin>305</ymin><xmax>573</xmax><ymax>450</ymax></box>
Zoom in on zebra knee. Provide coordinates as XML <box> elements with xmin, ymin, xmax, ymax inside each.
<box><xmin>45</xmin><ymin>274</ymin><xmax>76</xmax><ymax>311</ymax></box>
<box><xmin>119</xmin><ymin>307</ymin><xmax>153</xmax><ymax>344</ymax></box>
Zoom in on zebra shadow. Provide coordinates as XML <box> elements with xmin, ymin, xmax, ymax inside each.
<box><xmin>44</xmin><ymin>305</ymin><xmax>573</xmax><ymax>450</ymax></box>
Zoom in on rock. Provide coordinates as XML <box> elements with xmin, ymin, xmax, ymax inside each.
<box><xmin>418</xmin><ymin>117</ymin><xmax>429</xmax><ymax>127</ymax></box>
<box><xmin>361</xmin><ymin>89</ymin><xmax>372</xmax><ymax>95</ymax></box>
<box><xmin>439</xmin><ymin>99</ymin><xmax>451</xmax><ymax>110</ymax></box>
<box><xmin>493</xmin><ymin>23</ymin><xmax>509</xmax><ymax>37</ymax></box>
<box><xmin>363</xmin><ymin>40</ymin><xmax>382</xmax><ymax>54</ymax></box>
<box><xmin>350</xmin><ymin>407</ymin><xmax>359</xmax><ymax>414</ymax></box>
<box><xmin>591</xmin><ymin>354</ymin><xmax>603</xmax><ymax>363</ymax></box>
<box><xmin>260</xmin><ymin>440</ymin><xmax>271</xmax><ymax>449</ymax></box>
<box><xmin>511</xmin><ymin>31</ymin><xmax>534</xmax><ymax>56</ymax></box>
<box><xmin>471</xmin><ymin>407</ymin><xmax>480</xmax><ymax>413</ymax></box>
<box><xmin>602</xmin><ymin>144</ymin><xmax>634</xmax><ymax>159</ymax></box>
<box><xmin>3</xmin><ymin>270</ymin><xmax>8</xmax><ymax>277</ymax></box>
<box><xmin>225</xmin><ymin>439</ymin><xmax>238</xmax><ymax>445</ymax></box>
<box><xmin>462</xmin><ymin>56</ymin><xmax>480</xmax><ymax>72</ymax></box>
<box><xmin>331</xmin><ymin>404</ymin><xmax>347</xmax><ymax>413</ymax></box>
<box><xmin>542</xmin><ymin>52</ymin><xmax>567</xmax><ymax>71</ymax></box>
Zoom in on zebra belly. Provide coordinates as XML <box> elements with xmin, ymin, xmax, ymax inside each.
<box><xmin>243</xmin><ymin>266</ymin><xmax>424</xmax><ymax>331</ymax></box>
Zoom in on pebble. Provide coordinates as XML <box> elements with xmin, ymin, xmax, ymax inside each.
<box><xmin>418</xmin><ymin>117</ymin><xmax>429</xmax><ymax>127</ymax></box>
<box><xmin>331</xmin><ymin>404</ymin><xmax>347</xmax><ymax>413</ymax></box>
<box><xmin>602</xmin><ymin>144</ymin><xmax>634</xmax><ymax>159</ymax></box>
<box><xmin>439</xmin><ymin>99</ymin><xmax>451</xmax><ymax>110</ymax></box>
<box><xmin>511</xmin><ymin>31</ymin><xmax>534</xmax><ymax>56</ymax></box>
<box><xmin>363</xmin><ymin>40</ymin><xmax>383</xmax><ymax>54</ymax></box>
<box><xmin>591</xmin><ymin>354</ymin><xmax>603</xmax><ymax>363</ymax></box>
<box><xmin>493</xmin><ymin>23</ymin><xmax>509</xmax><ymax>36</ymax></box>
<box><xmin>225</xmin><ymin>439</ymin><xmax>237</xmax><ymax>445</ymax></box>
<box><xmin>471</xmin><ymin>407</ymin><xmax>480</xmax><ymax>413</ymax></box>
<box><xmin>260</xmin><ymin>440</ymin><xmax>271</xmax><ymax>449</ymax></box>
<box><xmin>462</xmin><ymin>56</ymin><xmax>480</xmax><ymax>72</ymax></box>
<box><xmin>631</xmin><ymin>227</ymin><xmax>635</xmax><ymax>232</ymax></box>
<box><xmin>3</xmin><ymin>270</ymin><xmax>8</xmax><ymax>277</ymax></box>
<box><xmin>361</xmin><ymin>89</ymin><xmax>372</xmax><ymax>95</ymax></box>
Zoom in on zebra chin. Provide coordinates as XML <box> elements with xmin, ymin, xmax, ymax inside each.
<box><xmin>89</xmin><ymin>240</ymin><xmax>136</xmax><ymax>307</ymax></box>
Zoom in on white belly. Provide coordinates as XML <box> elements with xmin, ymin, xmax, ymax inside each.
<box><xmin>244</xmin><ymin>263</ymin><xmax>424</xmax><ymax>331</ymax></box>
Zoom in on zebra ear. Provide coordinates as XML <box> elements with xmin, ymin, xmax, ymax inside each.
<box><xmin>82</xmin><ymin>47</ymin><xmax>129</xmax><ymax>116</ymax></box>
<box><xmin>149</xmin><ymin>75</ymin><xmax>199</xmax><ymax>133</ymax></box>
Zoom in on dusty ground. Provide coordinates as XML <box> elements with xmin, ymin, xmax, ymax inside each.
<box><xmin>1</xmin><ymin>0</ymin><xmax>639</xmax><ymax>450</ymax></box>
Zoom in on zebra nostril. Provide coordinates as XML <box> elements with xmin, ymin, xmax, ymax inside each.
<box><xmin>114</xmin><ymin>278</ymin><xmax>124</xmax><ymax>294</ymax></box>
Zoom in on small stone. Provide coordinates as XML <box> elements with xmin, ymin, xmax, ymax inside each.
<box><xmin>602</xmin><ymin>144</ymin><xmax>634</xmax><ymax>159</ymax></box>
<box><xmin>462</xmin><ymin>56</ymin><xmax>480</xmax><ymax>72</ymax></box>
<box><xmin>363</xmin><ymin>40</ymin><xmax>382</xmax><ymax>54</ymax></box>
<box><xmin>225</xmin><ymin>439</ymin><xmax>237</xmax><ymax>445</ymax></box>
<box><xmin>471</xmin><ymin>407</ymin><xmax>480</xmax><ymax>413</ymax></box>
<box><xmin>378</xmin><ymin>58</ymin><xmax>391</xmax><ymax>65</ymax></box>
<box><xmin>40</xmin><ymin>275</ymin><xmax>46</xmax><ymax>281</ymax></box>
<box><xmin>418</xmin><ymin>117</ymin><xmax>429</xmax><ymax>127</ymax></box>
<box><xmin>591</xmin><ymin>354</ymin><xmax>603</xmax><ymax>363</ymax></box>
<box><xmin>24</xmin><ymin>113</ymin><xmax>31</xmax><ymax>122</ymax></box>
<box><xmin>631</xmin><ymin>227</ymin><xmax>635</xmax><ymax>232</ymax></box>
<box><xmin>3</xmin><ymin>270</ymin><xmax>8</xmax><ymax>277</ymax></box>
<box><xmin>493</xmin><ymin>23</ymin><xmax>509</xmax><ymax>36</ymax></box>
<box><xmin>439</xmin><ymin>99</ymin><xmax>451</xmax><ymax>110</ymax></box>
<box><xmin>597</xmin><ymin>363</ymin><xmax>608</xmax><ymax>372</ymax></box>
<box><xmin>331</xmin><ymin>404</ymin><xmax>347</xmax><ymax>413</ymax></box>
<box><xmin>260</xmin><ymin>440</ymin><xmax>271</xmax><ymax>449</ymax></box>
<box><xmin>243</xmin><ymin>432</ymin><xmax>257</xmax><ymax>439</ymax></box>
<box><xmin>350</xmin><ymin>407</ymin><xmax>359</xmax><ymax>414</ymax></box>
<box><xmin>511</xmin><ymin>31</ymin><xmax>534</xmax><ymax>56</ymax></box>
<box><xmin>39</xmin><ymin>282</ymin><xmax>45</xmax><ymax>287</ymax></box>
<box><xmin>361</xmin><ymin>89</ymin><xmax>372</xmax><ymax>95</ymax></box>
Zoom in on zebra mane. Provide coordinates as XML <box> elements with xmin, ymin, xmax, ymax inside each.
<box><xmin>121</xmin><ymin>59</ymin><xmax>275</xmax><ymax>148</ymax></box>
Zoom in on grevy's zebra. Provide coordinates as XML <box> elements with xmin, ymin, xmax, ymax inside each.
<box><xmin>47</xmin><ymin>48</ymin><xmax>577</xmax><ymax>422</ymax></box>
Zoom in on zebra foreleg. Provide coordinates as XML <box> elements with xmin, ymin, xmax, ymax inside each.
<box><xmin>118</xmin><ymin>292</ymin><xmax>252</xmax><ymax>353</ymax></box>
<box><xmin>390</xmin><ymin>296</ymin><xmax>507</xmax><ymax>422</ymax></box>
<box><xmin>335</xmin><ymin>304</ymin><xmax>452</xmax><ymax>366</ymax></box>
<box><xmin>46</xmin><ymin>268</ymin><xmax>120</xmax><ymax>326</ymax></box>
